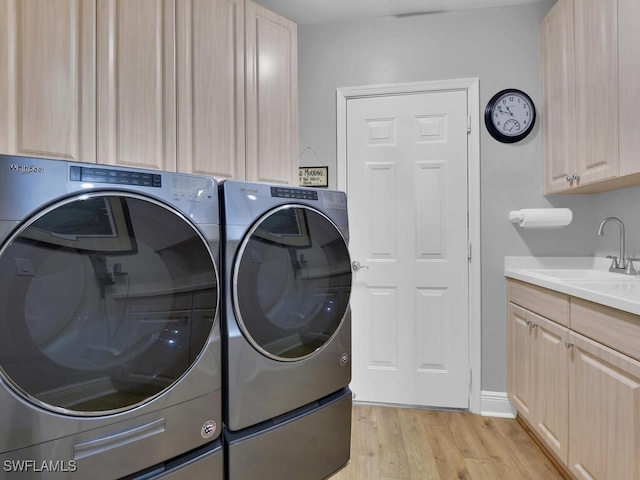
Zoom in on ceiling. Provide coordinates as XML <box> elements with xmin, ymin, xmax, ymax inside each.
<box><xmin>253</xmin><ymin>0</ymin><xmax>550</xmax><ymax>25</ymax></box>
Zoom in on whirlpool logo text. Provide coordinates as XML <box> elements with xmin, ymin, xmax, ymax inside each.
<box><xmin>8</xmin><ymin>164</ymin><xmax>45</xmax><ymax>174</ymax></box>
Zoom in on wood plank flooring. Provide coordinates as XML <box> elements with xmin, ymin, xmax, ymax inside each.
<box><xmin>328</xmin><ymin>404</ymin><xmax>566</xmax><ymax>480</ymax></box>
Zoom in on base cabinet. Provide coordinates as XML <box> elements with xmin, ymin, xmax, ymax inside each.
<box><xmin>568</xmin><ymin>332</ymin><xmax>640</xmax><ymax>480</ymax></box>
<box><xmin>507</xmin><ymin>304</ymin><xmax>534</xmax><ymax>419</ymax></box>
<box><xmin>508</xmin><ymin>279</ymin><xmax>640</xmax><ymax>480</ymax></box>
<box><xmin>508</xmin><ymin>303</ymin><xmax>569</xmax><ymax>463</ymax></box>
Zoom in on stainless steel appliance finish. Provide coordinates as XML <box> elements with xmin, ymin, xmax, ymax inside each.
<box><xmin>220</xmin><ymin>180</ymin><xmax>352</xmax><ymax>432</ymax></box>
<box><xmin>225</xmin><ymin>387</ymin><xmax>352</xmax><ymax>480</ymax></box>
<box><xmin>127</xmin><ymin>438</ymin><xmax>223</xmax><ymax>479</ymax></box>
<box><xmin>0</xmin><ymin>155</ymin><xmax>223</xmax><ymax>479</ymax></box>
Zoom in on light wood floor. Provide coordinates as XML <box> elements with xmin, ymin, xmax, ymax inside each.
<box><xmin>328</xmin><ymin>404</ymin><xmax>566</xmax><ymax>480</ymax></box>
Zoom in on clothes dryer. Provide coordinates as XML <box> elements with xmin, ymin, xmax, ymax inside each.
<box><xmin>0</xmin><ymin>155</ymin><xmax>223</xmax><ymax>479</ymax></box>
<box><xmin>220</xmin><ymin>180</ymin><xmax>352</xmax><ymax>479</ymax></box>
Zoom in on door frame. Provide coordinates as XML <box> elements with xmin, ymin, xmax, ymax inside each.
<box><xmin>336</xmin><ymin>78</ymin><xmax>481</xmax><ymax>414</ymax></box>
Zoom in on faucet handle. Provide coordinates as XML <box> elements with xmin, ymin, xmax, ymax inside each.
<box><xmin>606</xmin><ymin>255</ymin><xmax>620</xmax><ymax>269</ymax></box>
<box><xmin>627</xmin><ymin>258</ymin><xmax>640</xmax><ymax>275</ymax></box>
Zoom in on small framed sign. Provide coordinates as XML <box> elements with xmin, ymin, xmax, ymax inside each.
<box><xmin>299</xmin><ymin>166</ymin><xmax>328</xmax><ymax>188</ymax></box>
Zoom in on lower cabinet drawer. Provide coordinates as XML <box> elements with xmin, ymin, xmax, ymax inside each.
<box><xmin>571</xmin><ymin>297</ymin><xmax>640</xmax><ymax>362</ymax></box>
<box><xmin>508</xmin><ymin>279</ymin><xmax>570</xmax><ymax>326</ymax></box>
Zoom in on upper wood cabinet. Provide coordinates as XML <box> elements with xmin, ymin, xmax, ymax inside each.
<box><xmin>573</xmin><ymin>0</ymin><xmax>618</xmax><ymax>187</ymax></box>
<box><xmin>245</xmin><ymin>0</ymin><xmax>298</xmax><ymax>186</ymax></box>
<box><xmin>617</xmin><ymin>0</ymin><xmax>640</xmax><ymax>179</ymax></box>
<box><xmin>540</xmin><ymin>0</ymin><xmax>575</xmax><ymax>194</ymax></box>
<box><xmin>0</xmin><ymin>0</ymin><xmax>298</xmax><ymax>184</ymax></box>
<box><xmin>176</xmin><ymin>0</ymin><xmax>246</xmax><ymax>180</ymax></box>
<box><xmin>176</xmin><ymin>0</ymin><xmax>298</xmax><ymax>185</ymax></box>
<box><xmin>0</xmin><ymin>0</ymin><xmax>96</xmax><ymax>162</ymax></box>
<box><xmin>97</xmin><ymin>0</ymin><xmax>176</xmax><ymax>171</ymax></box>
<box><xmin>541</xmin><ymin>0</ymin><xmax>640</xmax><ymax>194</ymax></box>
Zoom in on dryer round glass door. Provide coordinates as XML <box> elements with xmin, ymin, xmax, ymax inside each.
<box><xmin>0</xmin><ymin>193</ymin><xmax>219</xmax><ymax>416</ymax></box>
<box><xmin>234</xmin><ymin>205</ymin><xmax>352</xmax><ymax>361</ymax></box>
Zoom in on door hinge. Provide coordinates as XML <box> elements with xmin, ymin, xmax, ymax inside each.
<box><xmin>467</xmin><ymin>115</ymin><xmax>471</xmax><ymax>134</ymax></box>
<box><xmin>468</xmin><ymin>366</ymin><xmax>472</xmax><ymax>386</ymax></box>
<box><xmin>467</xmin><ymin>242</ymin><xmax>472</xmax><ymax>261</ymax></box>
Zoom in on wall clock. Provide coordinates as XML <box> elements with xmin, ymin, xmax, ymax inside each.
<box><xmin>484</xmin><ymin>89</ymin><xmax>536</xmax><ymax>143</ymax></box>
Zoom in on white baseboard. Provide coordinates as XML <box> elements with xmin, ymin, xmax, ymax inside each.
<box><xmin>480</xmin><ymin>390</ymin><xmax>517</xmax><ymax>418</ymax></box>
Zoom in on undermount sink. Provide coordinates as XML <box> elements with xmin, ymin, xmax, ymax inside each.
<box><xmin>528</xmin><ymin>268</ymin><xmax>640</xmax><ymax>281</ymax></box>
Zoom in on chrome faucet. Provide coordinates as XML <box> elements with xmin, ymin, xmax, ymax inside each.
<box><xmin>597</xmin><ymin>217</ymin><xmax>638</xmax><ymax>275</ymax></box>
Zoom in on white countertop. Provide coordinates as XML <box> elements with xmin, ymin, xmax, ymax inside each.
<box><xmin>505</xmin><ymin>256</ymin><xmax>640</xmax><ymax>316</ymax></box>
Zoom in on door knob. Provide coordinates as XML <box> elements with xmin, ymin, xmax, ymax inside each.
<box><xmin>351</xmin><ymin>260</ymin><xmax>369</xmax><ymax>272</ymax></box>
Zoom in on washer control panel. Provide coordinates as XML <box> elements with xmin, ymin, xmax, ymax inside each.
<box><xmin>270</xmin><ymin>186</ymin><xmax>318</xmax><ymax>200</ymax></box>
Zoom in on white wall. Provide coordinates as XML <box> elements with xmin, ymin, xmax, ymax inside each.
<box><xmin>297</xmin><ymin>1</ymin><xmax>606</xmax><ymax>394</ymax></box>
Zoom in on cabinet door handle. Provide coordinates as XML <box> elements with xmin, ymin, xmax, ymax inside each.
<box><xmin>566</xmin><ymin>173</ymin><xmax>581</xmax><ymax>182</ymax></box>
<box><xmin>565</xmin><ymin>340</ymin><xmax>574</xmax><ymax>349</ymax></box>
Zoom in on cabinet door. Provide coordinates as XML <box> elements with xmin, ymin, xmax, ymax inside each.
<box><xmin>245</xmin><ymin>0</ymin><xmax>298</xmax><ymax>185</ymax></box>
<box><xmin>540</xmin><ymin>0</ymin><xmax>575</xmax><ymax>194</ymax></box>
<box><xmin>617</xmin><ymin>0</ymin><xmax>640</xmax><ymax>177</ymax></box>
<box><xmin>97</xmin><ymin>0</ymin><xmax>176</xmax><ymax>171</ymax></box>
<box><xmin>0</xmin><ymin>0</ymin><xmax>96</xmax><ymax>162</ymax></box>
<box><xmin>534</xmin><ymin>315</ymin><xmax>569</xmax><ymax>463</ymax></box>
<box><xmin>507</xmin><ymin>304</ymin><xmax>535</xmax><ymax>420</ymax></box>
<box><xmin>176</xmin><ymin>0</ymin><xmax>245</xmax><ymax>179</ymax></box>
<box><xmin>569</xmin><ymin>332</ymin><xmax>640</xmax><ymax>480</ymax></box>
<box><xmin>573</xmin><ymin>0</ymin><xmax>618</xmax><ymax>185</ymax></box>
<box><xmin>508</xmin><ymin>303</ymin><xmax>570</xmax><ymax>462</ymax></box>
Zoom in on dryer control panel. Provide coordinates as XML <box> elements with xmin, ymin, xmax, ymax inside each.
<box><xmin>69</xmin><ymin>166</ymin><xmax>162</xmax><ymax>188</ymax></box>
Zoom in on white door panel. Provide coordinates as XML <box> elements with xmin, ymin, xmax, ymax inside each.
<box><xmin>347</xmin><ymin>90</ymin><xmax>469</xmax><ymax>408</ymax></box>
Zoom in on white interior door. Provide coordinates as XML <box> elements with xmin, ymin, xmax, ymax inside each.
<box><xmin>346</xmin><ymin>90</ymin><xmax>470</xmax><ymax>408</ymax></box>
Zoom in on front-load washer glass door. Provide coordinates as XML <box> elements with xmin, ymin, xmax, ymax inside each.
<box><xmin>0</xmin><ymin>193</ymin><xmax>218</xmax><ymax>415</ymax></box>
<box><xmin>234</xmin><ymin>205</ymin><xmax>351</xmax><ymax>361</ymax></box>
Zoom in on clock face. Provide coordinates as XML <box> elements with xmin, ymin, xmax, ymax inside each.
<box><xmin>484</xmin><ymin>89</ymin><xmax>536</xmax><ymax>143</ymax></box>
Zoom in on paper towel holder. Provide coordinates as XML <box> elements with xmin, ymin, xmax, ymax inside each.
<box><xmin>508</xmin><ymin>208</ymin><xmax>573</xmax><ymax>228</ymax></box>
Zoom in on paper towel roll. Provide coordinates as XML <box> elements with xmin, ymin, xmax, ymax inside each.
<box><xmin>508</xmin><ymin>208</ymin><xmax>573</xmax><ymax>228</ymax></box>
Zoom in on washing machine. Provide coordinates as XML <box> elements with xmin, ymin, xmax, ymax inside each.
<box><xmin>220</xmin><ymin>180</ymin><xmax>353</xmax><ymax>480</ymax></box>
<box><xmin>0</xmin><ymin>155</ymin><xmax>223</xmax><ymax>479</ymax></box>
